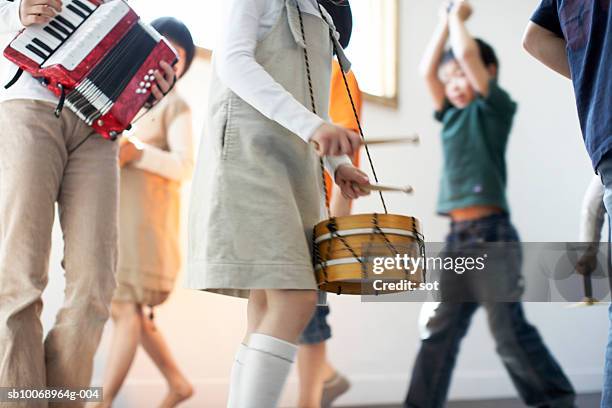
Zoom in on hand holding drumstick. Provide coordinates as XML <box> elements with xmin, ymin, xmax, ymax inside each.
<box><xmin>334</xmin><ymin>168</ymin><xmax>415</xmax><ymax>199</ymax></box>
<box><xmin>335</xmin><ymin>165</ymin><xmax>371</xmax><ymax>199</ymax></box>
<box><xmin>310</xmin><ymin>123</ymin><xmax>362</xmax><ymax>157</ymax></box>
<box><xmin>310</xmin><ymin>129</ymin><xmax>421</xmax><ymax>156</ymax></box>
<box><xmin>310</xmin><ymin>124</ymin><xmax>417</xmax><ymax>198</ymax></box>
<box><xmin>355</xmin><ymin>184</ymin><xmax>414</xmax><ymax>194</ymax></box>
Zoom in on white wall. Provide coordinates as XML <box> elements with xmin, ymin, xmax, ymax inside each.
<box><xmin>7</xmin><ymin>0</ymin><xmax>606</xmax><ymax>407</ymax></box>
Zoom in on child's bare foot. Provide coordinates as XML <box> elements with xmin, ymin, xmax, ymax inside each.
<box><xmin>159</xmin><ymin>377</ymin><xmax>194</xmax><ymax>408</ymax></box>
<box><xmin>321</xmin><ymin>372</ymin><xmax>351</xmax><ymax>408</ymax></box>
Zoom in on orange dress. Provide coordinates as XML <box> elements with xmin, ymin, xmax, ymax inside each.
<box><xmin>324</xmin><ymin>60</ymin><xmax>363</xmax><ymax>201</ymax></box>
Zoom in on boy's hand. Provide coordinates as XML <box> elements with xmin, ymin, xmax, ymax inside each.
<box><xmin>438</xmin><ymin>1</ymin><xmax>452</xmax><ymax>22</ymax></box>
<box><xmin>20</xmin><ymin>0</ymin><xmax>62</xmax><ymax>26</ymax></box>
<box><xmin>150</xmin><ymin>60</ymin><xmax>177</xmax><ymax>104</ymax></box>
<box><xmin>118</xmin><ymin>139</ymin><xmax>143</xmax><ymax>167</ymax></box>
<box><xmin>450</xmin><ymin>0</ymin><xmax>472</xmax><ymax>22</ymax></box>
<box><xmin>575</xmin><ymin>246</ymin><xmax>599</xmax><ymax>276</ymax></box>
<box><xmin>334</xmin><ymin>164</ymin><xmax>370</xmax><ymax>199</ymax></box>
<box><xmin>311</xmin><ymin>123</ymin><xmax>361</xmax><ymax>157</ymax></box>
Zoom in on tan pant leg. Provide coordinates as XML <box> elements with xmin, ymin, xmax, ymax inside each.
<box><xmin>44</xmin><ymin>119</ymin><xmax>118</xmax><ymax>403</ymax></box>
<box><xmin>0</xmin><ymin>100</ymin><xmax>69</xmax><ymax>408</ymax></box>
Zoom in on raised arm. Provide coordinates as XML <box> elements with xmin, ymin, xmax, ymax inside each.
<box><xmin>576</xmin><ymin>175</ymin><xmax>606</xmax><ymax>275</ymax></box>
<box><xmin>447</xmin><ymin>1</ymin><xmax>492</xmax><ymax>96</ymax></box>
<box><xmin>579</xmin><ymin>175</ymin><xmax>606</xmax><ymax>243</ymax></box>
<box><xmin>419</xmin><ymin>1</ymin><xmax>451</xmax><ymax>111</ymax></box>
<box><xmin>523</xmin><ymin>22</ymin><xmax>571</xmax><ymax>79</ymax></box>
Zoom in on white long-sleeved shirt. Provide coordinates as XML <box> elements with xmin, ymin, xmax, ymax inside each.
<box><xmin>132</xmin><ymin>123</ymin><xmax>194</xmax><ymax>182</ymax></box>
<box><xmin>0</xmin><ymin>1</ymin><xmax>57</xmax><ymax>103</ymax></box>
<box><xmin>580</xmin><ymin>175</ymin><xmax>606</xmax><ymax>242</ymax></box>
<box><xmin>129</xmin><ymin>91</ymin><xmax>194</xmax><ymax>182</ymax></box>
<box><xmin>216</xmin><ymin>0</ymin><xmax>323</xmax><ymax>143</ymax></box>
<box><xmin>216</xmin><ymin>0</ymin><xmax>352</xmax><ymax>174</ymax></box>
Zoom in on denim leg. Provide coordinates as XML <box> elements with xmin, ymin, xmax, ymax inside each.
<box><xmin>603</xmin><ymin>304</ymin><xmax>612</xmax><ymax>408</ymax></box>
<box><xmin>599</xmin><ymin>154</ymin><xmax>612</xmax><ymax>408</ymax></box>
<box><xmin>483</xmin><ymin>302</ymin><xmax>575</xmax><ymax>407</ymax></box>
<box><xmin>298</xmin><ymin>305</ymin><xmax>332</xmax><ymax>345</ymax></box>
<box><xmin>404</xmin><ymin>302</ymin><xmax>479</xmax><ymax>408</ymax></box>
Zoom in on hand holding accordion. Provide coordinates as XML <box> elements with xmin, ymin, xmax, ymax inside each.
<box><xmin>18</xmin><ymin>0</ymin><xmax>63</xmax><ymax>27</ymax></box>
<box><xmin>4</xmin><ymin>0</ymin><xmax>178</xmax><ymax>140</ymax></box>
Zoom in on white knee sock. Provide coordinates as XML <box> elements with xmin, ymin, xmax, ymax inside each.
<box><xmin>227</xmin><ymin>343</ymin><xmax>248</xmax><ymax>408</ymax></box>
<box><xmin>239</xmin><ymin>333</ymin><xmax>297</xmax><ymax>408</ymax></box>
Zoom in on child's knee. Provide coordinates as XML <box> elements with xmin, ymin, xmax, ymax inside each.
<box><xmin>140</xmin><ymin>313</ymin><xmax>156</xmax><ymax>333</ymax></box>
<box><xmin>110</xmin><ymin>301</ymin><xmax>139</xmax><ymax>321</ymax></box>
<box><xmin>302</xmin><ymin>290</ymin><xmax>319</xmax><ymax>309</ymax></box>
<box><xmin>249</xmin><ymin>289</ymin><xmax>268</xmax><ymax>310</ymax></box>
<box><xmin>289</xmin><ymin>291</ymin><xmax>318</xmax><ymax>320</ymax></box>
<box><xmin>268</xmin><ymin>289</ymin><xmax>317</xmax><ymax>315</ymax></box>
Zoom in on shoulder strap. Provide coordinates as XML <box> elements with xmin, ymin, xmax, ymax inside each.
<box><xmin>4</xmin><ymin>68</ymin><xmax>23</xmax><ymax>89</ymax></box>
<box><xmin>317</xmin><ymin>1</ymin><xmax>389</xmax><ymax>214</ymax></box>
<box><xmin>296</xmin><ymin>1</ymin><xmax>389</xmax><ymax>214</ymax></box>
<box><xmin>295</xmin><ymin>1</ymin><xmax>332</xmax><ymax>217</ymax></box>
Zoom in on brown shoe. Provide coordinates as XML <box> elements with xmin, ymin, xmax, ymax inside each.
<box><xmin>321</xmin><ymin>372</ymin><xmax>351</xmax><ymax>408</ymax></box>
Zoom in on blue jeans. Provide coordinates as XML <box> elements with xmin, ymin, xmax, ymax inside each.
<box><xmin>405</xmin><ymin>214</ymin><xmax>575</xmax><ymax>408</ymax></box>
<box><xmin>299</xmin><ymin>305</ymin><xmax>332</xmax><ymax>344</ymax></box>
<box><xmin>597</xmin><ymin>153</ymin><xmax>612</xmax><ymax>408</ymax></box>
<box><xmin>604</xmin><ymin>302</ymin><xmax>612</xmax><ymax>408</ymax></box>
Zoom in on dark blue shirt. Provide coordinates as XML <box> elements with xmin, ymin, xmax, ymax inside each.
<box><xmin>531</xmin><ymin>0</ymin><xmax>612</xmax><ymax>170</ymax></box>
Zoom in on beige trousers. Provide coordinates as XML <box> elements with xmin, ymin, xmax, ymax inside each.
<box><xmin>0</xmin><ymin>100</ymin><xmax>118</xmax><ymax>408</ymax></box>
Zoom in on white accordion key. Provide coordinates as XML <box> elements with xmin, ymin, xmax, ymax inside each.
<box><xmin>10</xmin><ymin>0</ymin><xmax>99</xmax><ymax>65</ymax></box>
<box><xmin>41</xmin><ymin>1</ymin><xmax>131</xmax><ymax>70</ymax></box>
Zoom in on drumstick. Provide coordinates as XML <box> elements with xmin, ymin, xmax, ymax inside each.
<box><xmin>355</xmin><ymin>183</ymin><xmax>414</xmax><ymax>194</ymax></box>
<box><xmin>362</xmin><ymin>135</ymin><xmax>420</xmax><ymax>146</ymax></box>
<box><xmin>565</xmin><ymin>274</ymin><xmax>604</xmax><ymax>307</ymax></box>
<box><xmin>566</xmin><ymin>299</ymin><xmax>605</xmax><ymax>308</ymax></box>
<box><xmin>310</xmin><ymin>134</ymin><xmax>420</xmax><ymax>154</ymax></box>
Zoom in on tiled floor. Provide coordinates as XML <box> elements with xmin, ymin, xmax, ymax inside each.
<box><xmin>344</xmin><ymin>393</ymin><xmax>601</xmax><ymax>408</ymax></box>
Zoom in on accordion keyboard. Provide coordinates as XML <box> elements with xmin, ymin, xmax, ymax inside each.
<box><xmin>42</xmin><ymin>1</ymin><xmax>131</xmax><ymax>70</ymax></box>
<box><xmin>10</xmin><ymin>0</ymin><xmax>99</xmax><ymax>65</ymax></box>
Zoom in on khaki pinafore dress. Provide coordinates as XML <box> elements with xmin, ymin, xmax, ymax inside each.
<box><xmin>186</xmin><ymin>0</ymin><xmax>350</xmax><ymax>298</ymax></box>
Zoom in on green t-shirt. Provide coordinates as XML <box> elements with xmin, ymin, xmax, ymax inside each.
<box><xmin>435</xmin><ymin>79</ymin><xmax>517</xmax><ymax>215</ymax></box>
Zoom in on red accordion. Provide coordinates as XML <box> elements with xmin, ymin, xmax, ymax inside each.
<box><xmin>3</xmin><ymin>0</ymin><xmax>178</xmax><ymax>140</ymax></box>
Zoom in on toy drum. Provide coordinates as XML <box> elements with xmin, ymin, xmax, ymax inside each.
<box><xmin>313</xmin><ymin>213</ymin><xmax>426</xmax><ymax>295</ymax></box>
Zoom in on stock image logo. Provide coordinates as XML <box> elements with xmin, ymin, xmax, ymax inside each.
<box><xmin>359</xmin><ymin>242</ymin><xmax>611</xmax><ymax>303</ymax></box>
